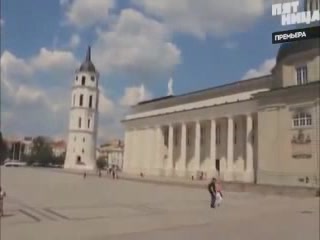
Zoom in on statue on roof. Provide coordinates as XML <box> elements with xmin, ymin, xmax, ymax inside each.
<box><xmin>139</xmin><ymin>84</ymin><xmax>145</xmax><ymax>102</ymax></box>
<box><xmin>167</xmin><ymin>77</ymin><xmax>174</xmax><ymax>96</ymax></box>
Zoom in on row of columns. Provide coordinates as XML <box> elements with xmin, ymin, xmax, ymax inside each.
<box><xmin>124</xmin><ymin>114</ymin><xmax>255</xmax><ymax>182</ymax></box>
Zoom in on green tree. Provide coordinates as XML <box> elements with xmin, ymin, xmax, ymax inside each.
<box><xmin>53</xmin><ymin>152</ymin><xmax>65</xmax><ymax>166</ymax></box>
<box><xmin>29</xmin><ymin>137</ymin><xmax>54</xmax><ymax>167</ymax></box>
<box><xmin>0</xmin><ymin>132</ymin><xmax>8</xmax><ymax>164</ymax></box>
<box><xmin>96</xmin><ymin>157</ymin><xmax>107</xmax><ymax>170</ymax></box>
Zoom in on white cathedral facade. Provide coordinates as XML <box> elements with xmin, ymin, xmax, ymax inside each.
<box><xmin>64</xmin><ymin>47</ymin><xmax>99</xmax><ymax>171</ymax></box>
<box><xmin>122</xmin><ymin>0</ymin><xmax>320</xmax><ymax>188</ymax></box>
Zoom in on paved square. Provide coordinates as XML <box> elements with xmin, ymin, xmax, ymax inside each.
<box><xmin>1</xmin><ymin>167</ymin><xmax>319</xmax><ymax>240</ymax></box>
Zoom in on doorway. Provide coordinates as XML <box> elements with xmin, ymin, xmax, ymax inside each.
<box><xmin>76</xmin><ymin>156</ymin><xmax>81</xmax><ymax>165</ymax></box>
<box><xmin>215</xmin><ymin>159</ymin><xmax>220</xmax><ymax>176</ymax></box>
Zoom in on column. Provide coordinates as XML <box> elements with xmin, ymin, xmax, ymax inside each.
<box><xmin>131</xmin><ymin>129</ymin><xmax>138</xmax><ymax>172</ymax></box>
<box><xmin>167</xmin><ymin>125</ymin><xmax>174</xmax><ymax>174</ymax></box>
<box><xmin>245</xmin><ymin>114</ymin><xmax>254</xmax><ymax>182</ymax></box>
<box><xmin>225</xmin><ymin>116</ymin><xmax>234</xmax><ymax>181</ymax></box>
<box><xmin>179</xmin><ymin>123</ymin><xmax>187</xmax><ymax>176</ymax></box>
<box><xmin>210</xmin><ymin>119</ymin><xmax>217</xmax><ymax>176</ymax></box>
<box><xmin>194</xmin><ymin>121</ymin><xmax>201</xmax><ymax>172</ymax></box>
<box><xmin>144</xmin><ymin>128</ymin><xmax>151</xmax><ymax>172</ymax></box>
<box><xmin>123</xmin><ymin>130</ymin><xmax>130</xmax><ymax>171</ymax></box>
<box><xmin>155</xmin><ymin>126</ymin><xmax>163</xmax><ymax>174</ymax></box>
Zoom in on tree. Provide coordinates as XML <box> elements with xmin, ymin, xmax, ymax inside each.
<box><xmin>53</xmin><ymin>152</ymin><xmax>65</xmax><ymax>166</ymax></box>
<box><xmin>0</xmin><ymin>132</ymin><xmax>8</xmax><ymax>164</ymax></box>
<box><xmin>28</xmin><ymin>137</ymin><xmax>54</xmax><ymax>167</ymax></box>
<box><xmin>96</xmin><ymin>157</ymin><xmax>107</xmax><ymax>170</ymax></box>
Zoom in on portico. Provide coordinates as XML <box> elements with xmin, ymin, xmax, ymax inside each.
<box><xmin>124</xmin><ymin>110</ymin><xmax>257</xmax><ymax>183</ymax></box>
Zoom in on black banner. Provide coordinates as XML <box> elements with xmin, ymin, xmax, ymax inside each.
<box><xmin>272</xmin><ymin>26</ymin><xmax>320</xmax><ymax>44</ymax></box>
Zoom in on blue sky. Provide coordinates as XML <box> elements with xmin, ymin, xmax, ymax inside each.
<box><xmin>1</xmin><ymin>0</ymin><xmax>288</xmax><ymax>142</ymax></box>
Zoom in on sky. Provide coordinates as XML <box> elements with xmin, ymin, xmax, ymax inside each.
<box><xmin>1</xmin><ymin>0</ymin><xmax>291</xmax><ymax>143</ymax></box>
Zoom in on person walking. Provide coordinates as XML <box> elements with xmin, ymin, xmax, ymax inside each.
<box><xmin>0</xmin><ymin>186</ymin><xmax>6</xmax><ymax>216</ymax></box>
<box><xmin>215</xmin><ymin>179</ymin><xmax>223</xmax><ymax>207</ymax></box>
<box><xmin>208</xmin><ymin>178</ymin><xmax>217</xmax><ymax>208</ymax></box>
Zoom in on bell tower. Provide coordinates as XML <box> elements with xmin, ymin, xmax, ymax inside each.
<box><xmin>64</xmin><ymin>46</ymin><xmax>99</xmax><ymax>171</ymax></box>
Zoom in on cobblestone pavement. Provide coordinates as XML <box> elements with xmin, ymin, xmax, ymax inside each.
<box><xmin>1</xmin><ymin>167</ymin><xmax>319</xmax><ymax>240</ymax></box>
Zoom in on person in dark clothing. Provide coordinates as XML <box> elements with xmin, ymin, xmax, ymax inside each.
<box><xmin>208</xmin><ymin>178</ymin><xmax>217</xmax><ymax>208</ymax></box>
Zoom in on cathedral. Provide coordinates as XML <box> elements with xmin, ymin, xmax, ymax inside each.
<box><xmin>121</xmin><ymin>0</ymin><xmax>320</xmax><ymax>188</ymax></box>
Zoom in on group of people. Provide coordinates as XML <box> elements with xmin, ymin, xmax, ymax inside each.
<box><xmin>83</xmin><ymin>167</ymin><xmax>119</xmax><ymax>180</ymax></box>
<box><xmin>208</xmin><ymin>178</ymin><xmax>223</xmax><ymax>208</ymax></box>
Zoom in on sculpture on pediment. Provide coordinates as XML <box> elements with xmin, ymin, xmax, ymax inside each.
<box><xmin>291</xmin><ymin>129</ymin><xmax>311</xmax><ymax>144</ymax></box>
<box><xmin>291</xmin><ymin>129</ymin><xmax>312</xmax><ymax>159</ymax></box>
<box><xmin>167</xmin><ymin>77</ymin><xmax>174</xmax><ymax>96</ymax></box>
<box><xmin>139</xmin><ymin>84</ymin><xmax>145</xmax><ymax>102</ymax></box>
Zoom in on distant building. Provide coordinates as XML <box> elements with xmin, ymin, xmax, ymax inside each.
<box><xmin>50</xmin><ymin>140</ymin><xmax>66</xmax><ymax>157</ymax></box>
<box><xmin>23</xmin><ymin>137</ymin><xmax>33</xmax><ymax>156</ymax></box>
<box><xmin>99</xmin><ymin>140</ymin><xmax>124</xmax><ymax>169</ymax></box>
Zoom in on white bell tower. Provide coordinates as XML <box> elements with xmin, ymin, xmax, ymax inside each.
<box><xmin>64</xmin><ymin>46</ymin><xmax>99</xmax><ymax>171</ymax></box>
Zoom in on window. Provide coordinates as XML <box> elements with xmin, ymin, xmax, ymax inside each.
<box><xmin>78</xmin><ymin>117</ymin><xmax>82</xmax><ymax>128</ymax></box>
<box><xmin>83</xmin><ymin>137</ymin><xmax>85</xmax><ymax>143</ymax></box>
<box><xmin>91</xmin><ymin>76</ymin><xmax>95</xmax><ymax>82</ymax></box>
<box><xmin>296</xmin><ymin>66</ymin><xmax>308</xmax><ymax>85</ymax></box>
<box><xmin>79</xmin><ymin>94</ymin><xmax>83</xmax><ymax>106</ymax></box>
<box><xmin>88</xmin><ymin>119</ymin><xmax>91</xmax><ymax>129</ymax></box>
<box><xmin>89</xmin><ymin>95</ymin><xmax>93</xmax><ymax>108</ymax></box>
<box><xmin>76</xmin><ymin>76</ymin><xmax>78</xmax><ymax>81</ymax></box>
<box><xmin>82</xmin><ymin>148</ymin><xmax>84</xmax><ymax>153</ymax></box>
<box><xmin>81</xmin><ymin>76</ymin><xmax>86</xmax><ymax>86</ymax></box>
<box><xmin>292</xmin><ymin>112</ymin><xmax>312</xmax><ymax>127</ymax></box>
<box><xmin>216</xmin><ymin>125</ymin><xmax>221</xmax><ymax>145</ymax></box>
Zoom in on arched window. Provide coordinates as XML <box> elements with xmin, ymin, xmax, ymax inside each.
<box><xmin>292</xmin><ymin>112</ymin><xmax>312</xmax><ymax>127</ymax></box>
<box><xmin>78</xmin><ymin>117</ymin><xmax>82</xmax><ymax>128</ymax></box>
<box><xmin>88</xmin><ymin>119</ymin><xmax>91</xmax><ymax>129</ymax></box>
<box><xmin>89</xmin><ymin>95</ymin><xmax>93</xmax><ymax>108</ymax></box>
<box><xmin>81</xmin><ymin>76</ymin><xmax>86</xmax><ymax>86</ymax></box>
<box><xmin>79</xmin><ymin>94</ymin><xmax>83</xmax><ymax>106</ymax></box>
<box><xmin>91</xmin><ymin>76</ymin><xmax>95</xmax><ymax>82</ymax></box>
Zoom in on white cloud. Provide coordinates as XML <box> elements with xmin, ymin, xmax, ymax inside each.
<box><xmin>0</xmin><ymin>51</ymin><xmax>33</xmax><ymax>78</ymax></box>
<box><xmin>68</xmin><ymin>34</ymin><xmax>81</xmax><ymax>49</ymax></box>
<box><xmin>132</xmin><ymin>0</ymin><xmax>270</xmax><ymax>39</ymax></box>
<box><xmin>99</xmin><ymin>88</ymin><xmax>114</xmax><ymax>115</ymax></box>
<box><xmin>92</xmin><ymin>9</ymin><xmax>181</xmax><ymax>77</ymax></box>
<box><xmin>242</xmin><ymin>58</ymin><xmax>276</xmax><ymax>79</ymax></box>
<box><xmin>30</xmin><ymin>48</ymin><xmax>79</xmax><ymax>72</ymax></box>
<box><xmin>61</xmin><ymin>0</ymin><xmax>115</xmax><ymax>28</ymax></box>
<box><xmin>1</xmin><ymin>50</ymin><xmax>117</xmax><ymax>142</ymax></box>
<box><xmin>120</xmin><ymin>85</ymin><xmax>153</xmax><ymax>107</ymax></box>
